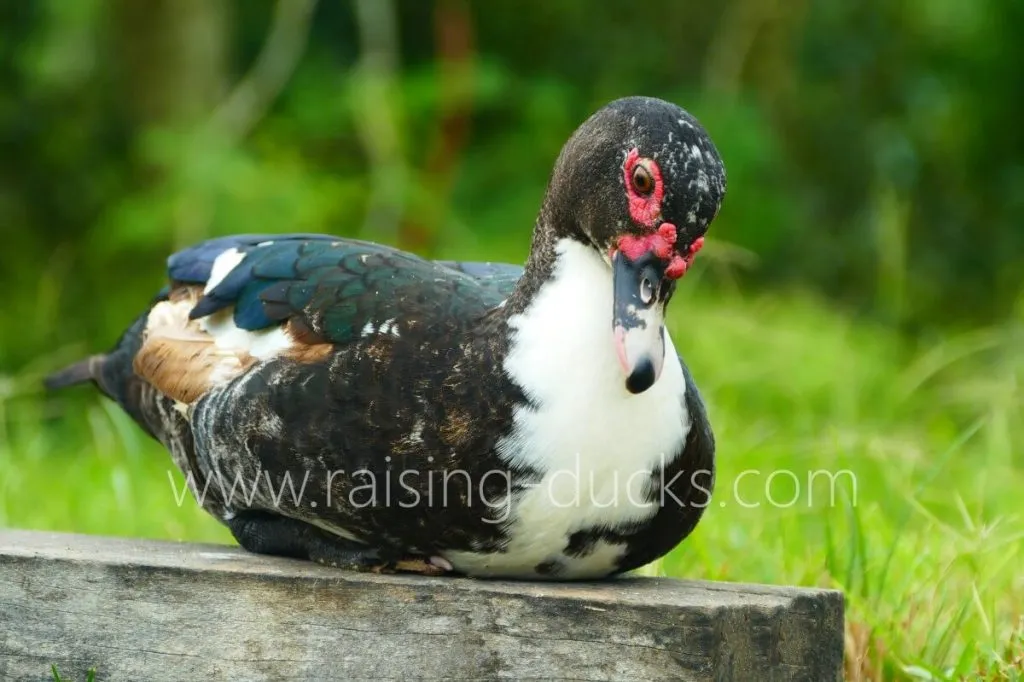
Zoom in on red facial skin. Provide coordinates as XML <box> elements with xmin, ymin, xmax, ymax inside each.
<box><xmin>623</xmin><ymin>148</ymin><xmax>664</xmax><ymax>227</ymax></box>
<box><xmin>615</xmin><ymin>148</ymin><xmax>705</xmax><ymax>280</ymax></box>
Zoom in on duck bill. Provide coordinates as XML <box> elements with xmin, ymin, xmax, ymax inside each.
<box><xmin>611</xmin><ymin>251</ymin><xmax>667</xmax><ymax>394</ymax></box>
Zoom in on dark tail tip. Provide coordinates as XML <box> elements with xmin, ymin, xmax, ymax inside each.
<box><xmin>43</xmin><ymin>355</ymin><xmax>106</xmax><ymax>391</ymax></box>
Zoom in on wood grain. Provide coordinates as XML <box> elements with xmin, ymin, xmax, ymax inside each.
<box><xmin>0</xmin><ymin>530</ymin><xmax>843</xmax><ymax>681</ymax></box>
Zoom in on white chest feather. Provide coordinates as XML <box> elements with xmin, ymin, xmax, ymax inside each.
<box><xmin>445</xmin><ymin>239</ymin><xmax>690</xmax><ymax>578</ymax></box>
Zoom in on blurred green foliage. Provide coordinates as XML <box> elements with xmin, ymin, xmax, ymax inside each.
<box><xmin>2</xmin><ymin>0</ymin><xmax>1023</xmax><ymax>370</ymax></box>
<box><xmin>3</xmin><ymin>3</ymin><xmax>1024</xmax><ymax>678</ymax></box>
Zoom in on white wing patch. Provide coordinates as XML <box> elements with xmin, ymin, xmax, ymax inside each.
<box><xmin>198</xmin><ymin>248</ymin><xmax>294</xmax><ymax>360</ymax></box>
<box><xmin>198</xmin><ymin>311</ymin><xmax>293</xmax><ymax>360</ymax></box>
<box><xmin>204</xmin><ymin>248</ymin><xmax>246</xmax><ymax>294</ymax></box>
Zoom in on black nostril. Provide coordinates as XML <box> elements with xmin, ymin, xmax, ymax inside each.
<box><xmin>625</xmin><ymin>357</ymin><xmax>656</xmax><ymax>394</ymax></box>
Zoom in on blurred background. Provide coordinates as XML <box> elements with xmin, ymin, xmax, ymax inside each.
<box><xmin>1</xmin><ymin>1</ymin><xmax>1022</xmax><ymax>679</ymax></box>
<box><xmin>4</xmin><ymin>0</ymin><xmax>1024</xmax><ymax>359</ymax></box>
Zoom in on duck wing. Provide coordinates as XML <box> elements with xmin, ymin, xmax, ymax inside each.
<box><xmin>432</xmin><ymin>260</ymin><xmax>523</xmax><ymax>300</ymax></box>
<box><xmin>47</xmin><ymin>233</ymin><xmax>507</xmax><ymax>411</ymax></box>
<box><xmin>45</xmin><ymin>233</ymin><xmax>520</xmax><ymax>411</ymax></box>
<box><xmin>166</xmin><ymin>234</ymin><xmax>524</xmax><ymax>317</ymax></box>
<box><xmin>169</xmin><ymin>235</ymin><xmax>509</xmax><ymax>345</ymax></box>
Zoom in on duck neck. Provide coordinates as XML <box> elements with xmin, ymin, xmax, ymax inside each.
<box><xmin>503</xmin><ymin>175</ymin><xmax>590</xmax><ymax>318</ymax></box>
<box><xmin>500</xmin><ymin>222</ymin><xmax>556</xmax><ymax>316</ymax></box>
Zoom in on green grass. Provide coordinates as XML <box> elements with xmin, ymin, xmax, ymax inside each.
<box><xmin>52</xmin><ymin>664</ymin><xmax>96</xmax><ymax>682</ymax></box>
<box><xmin>3</xmin><ymin>284</ymin><xmax>1022</xmax><ymax>681</ymax></box>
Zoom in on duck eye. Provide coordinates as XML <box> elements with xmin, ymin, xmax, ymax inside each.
<box><xmin>631</xmin><ymin>164</ymin><xmax>655</xmax><ymax>195</ymax></box>
<box><xmin>639</xmin><ymin>277</ymin><xmax>654</xmax><ymax>305</ymax></box>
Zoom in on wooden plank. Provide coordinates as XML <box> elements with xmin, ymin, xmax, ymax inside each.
<box><xmin>0</xmin><ymin>530</ymin><xmax>843</xmax><ymax>681</ymax></box>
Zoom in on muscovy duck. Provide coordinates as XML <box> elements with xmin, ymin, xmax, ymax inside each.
<box><xmin>47</xmin><ymin>96</ymin><xmax>726</xmax><ymax>580</ymax></box>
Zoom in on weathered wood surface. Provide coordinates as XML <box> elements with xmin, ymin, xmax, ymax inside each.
<box><xmin>0</xmin><ymin>530</ymin><xmax>843</xmax><ymax>681</ymax></box>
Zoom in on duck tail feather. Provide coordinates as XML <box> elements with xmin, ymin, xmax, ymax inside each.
<box><xmin>43</xmin><ymin>355</ymin><xmax>107</xmax><ymax>391</ymax></box>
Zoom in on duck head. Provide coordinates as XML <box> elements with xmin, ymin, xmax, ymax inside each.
<box><xmin>540</xmin><ymin>96</ymin><xmax>727</xmax><ymax>394</ymax></box>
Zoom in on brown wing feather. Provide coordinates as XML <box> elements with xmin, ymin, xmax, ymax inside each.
<box><xmin>134</xmin><ymin>286</ymin><xmax>254</xmax><ymax>404</ymax></box>
<box><xmin>134</xmin><ymin>286</ymin><xmax>333</xmax><ymax>403</ymax></box>
<box><xmin>283</xmin><ymin>319</ymin><xmax>334</xmax><ymax>362</ymax></box>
